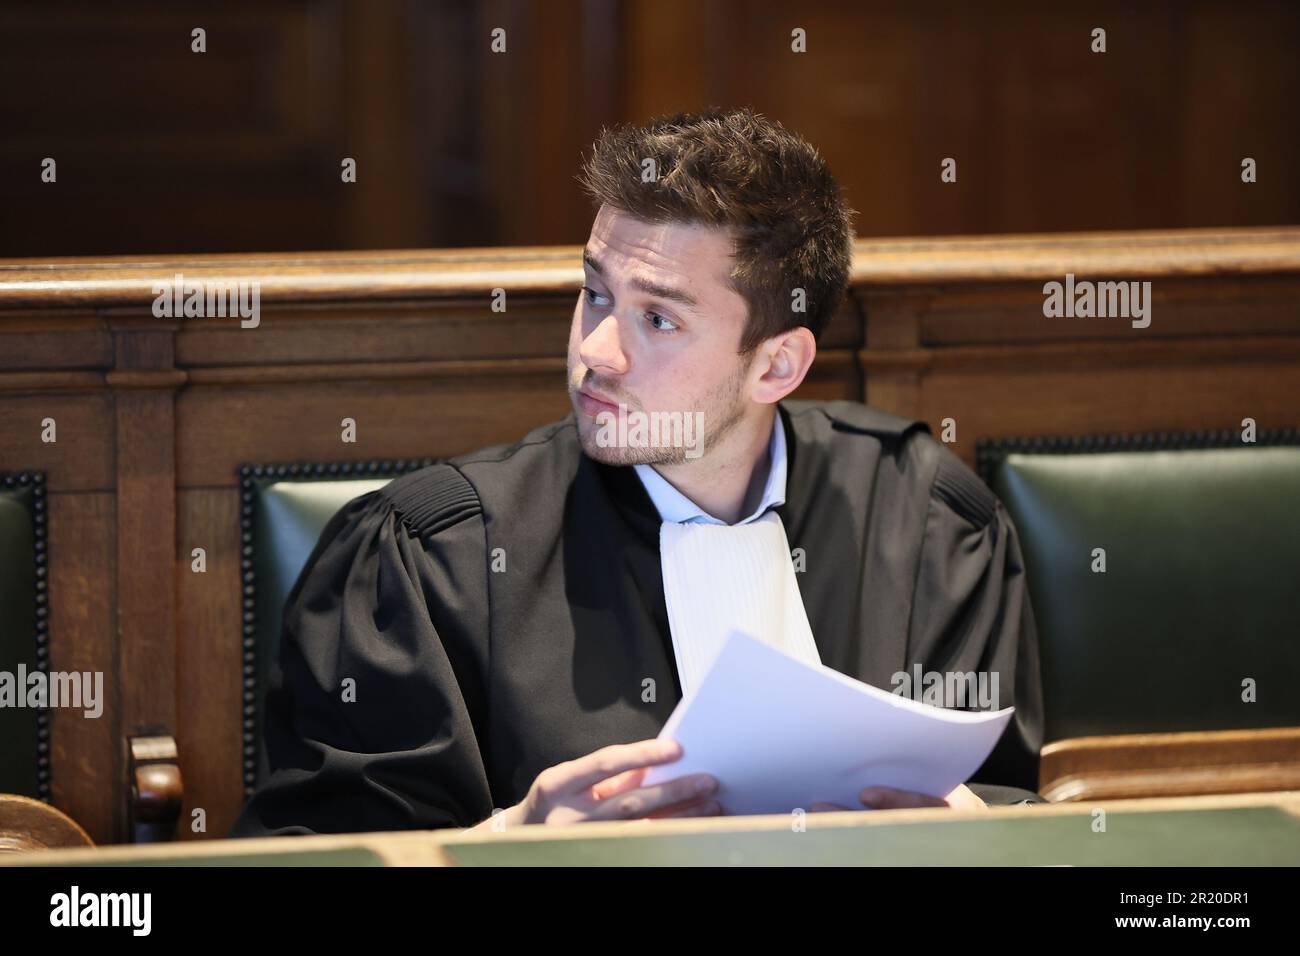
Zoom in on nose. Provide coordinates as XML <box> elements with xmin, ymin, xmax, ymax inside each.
<box><xmin>578</xmin><ymin>314</ymin><xmax>629</xmax><ymax>375</ymax></box>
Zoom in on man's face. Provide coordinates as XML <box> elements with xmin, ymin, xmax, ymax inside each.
<box><xmin>567</xmin><ymin>204</ymin><xmax>755</xmax><ymax>466</ymax></box>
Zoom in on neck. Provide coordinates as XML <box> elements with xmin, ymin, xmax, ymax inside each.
<box><xmin>651</xmin><ymin>407</ymin><xmax>776</xmax><ymax>524</ymax></box>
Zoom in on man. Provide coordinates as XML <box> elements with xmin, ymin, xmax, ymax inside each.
<box><xmin>233</xmin><ymin>108</ymin><xmax>1043</xmax><ymax>837</ymax></box>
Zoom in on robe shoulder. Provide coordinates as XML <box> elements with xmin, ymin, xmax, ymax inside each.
<box><xmin>782</xmin><ymin>398</ymin><xmax>929</xmax><ymax>441</ymax></box>
<box><xmin>378</xmin><ymin>416</ymin><xmax>578</xmax><ymax>531</ymax></box>
<box><xmin>785</xmin><ymin>398</ymin><xmax>1000</xmax><ymax>528</ymax></box>
<box><xmin>445</xmin><ymin>416</ymin><xmax>582</xmax><ymax>517</ymax></box>
<box><xmin>916</xmin><ymin>432</ymin><xmax>1001</xmax><ymax>530</ymax></box>
<box><xmin>907</xmin><ymin>435</ymin><xmax>1045</xmax><ymax>794</ymax></box>
<box><xmin>376</xmin><ymin>461</ymin><xmax>482</xmax><ymax>538</ymax></box>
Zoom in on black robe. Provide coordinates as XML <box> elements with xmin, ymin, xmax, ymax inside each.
<box><xmin>232</xmin><ymin>399</ymin><xmax>1044</xmax><ymax>836</ymax></box>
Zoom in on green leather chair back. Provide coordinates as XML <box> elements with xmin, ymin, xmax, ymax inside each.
<box><xmin>0</xmin><ymin>473</ymin><xmax>47</xmax><ymax>800</ymax></box>
<box><xmin>980</xmin><ymin>434</ymin><xmax>1300</xmax><ymax>745</ymax></box>
<box><xmin>240</xmin><ymin>461</ymin><xmax>434</xmax><ymax>793</ymax></box>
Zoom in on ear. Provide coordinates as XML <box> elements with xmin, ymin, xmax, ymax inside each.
<box><xmin>749</xmin><ymin>327</ymin><xmax>817</xmax><ymax>404</ymax></box>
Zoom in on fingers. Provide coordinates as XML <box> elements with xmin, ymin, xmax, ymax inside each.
<box><xmin>859</xmin><ymin>786</ymin><xmax>948</xmax><ymax>810</ymax></box>
<box><xmin>590</xmin><ymin>766</ymin><xmax>646</xmax><ymax>801</ymax></box>
<box><xmin>586</xmin><ymin>772</ymin><xmax>719</xmax><ymax>821</ymax></box>
<box><xmin>809</xmin><ymin>802</ymin><xmax>852</xmax><ymax>813</ymax></box>
<box><xmin>645</xmin><ymin>797</ymin><xmax>723</xmax><ymax>820</ymax></box>
<box><xmin>555</xmin><ymin>739</ymin><xmax>683</xmax><ymax>793</ymax></box>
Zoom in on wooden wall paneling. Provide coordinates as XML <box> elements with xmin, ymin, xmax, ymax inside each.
<box><xmin>0</xmin><ymin>1</ymin><xmax>349</xmax><ymax>257</ymax></box>
<box><xmin>340</xmin><ymin>0</ymin><xmax>428</xmax><ymax>248</ymax></box>
<box><xmin>45</xmin><ymin>491</ymin><xmax>118</xmax><ymax>845</ymax></box>
<box><xmin>619</xmin><ymin>0</ymin><xmax>719</xmax><ymax>121</ymax></box>
<box><xmin>109</xmin><ymin>320</ymin><xmax>183</xmax><ymax>841</ymax></box>
<box><xmin>0</xmin><ymin>313</ymin><xmax>118</xmax><ymax>840</ymax></box>
<box><xmin>907</xmin><ymin>359</ymin><xmax>1300</xmax><ymax>467</ymax></box>
<box><xmin>175</xmin><ymin>298</ymin><xmax>577</xmax><ymax>368</ymax></box>
<box><xmin>175</xmin><ymin>488</ymin><xmax>244</xmax><ymax>841</ymax></box>
<box><xmin>511</xmin><ymin>0</ymin><xmax>600</xmax><ymax>247</ymax></box>
<box><xmin>856</xmin><ymin>228</ymin><xmax>1300</xmax><ymax>460</ymax></box>
<box><xmin>910</xmin><ymin>276</ymin><xmax>1300</xmax><ymax>347</ymax></box>
<box><xmin>0</xmin><ymin>313</ymin><xmax>112</xmax><ymax>372</ymax></box>
<box><xmin>474</xmin><ymin>0</ymin><xmax>614</xmax><ymax>246</ymax></box>
<box><xmin>859</xmin><ymin>288</ymin><xmax>929</xmax><ymax>419</ymax></box>
<box><xmin>790</xmin><ymin>350</ymin><xmax>860</xmax><ymax>403</ymax></box>
<box><xmin>176</xmin><ymin>376</ymin><xmax>576</xmax><ymax>489</ymax></box>
<box><xmin>817</xmin><ymin>298</ymin><xmax>863</xmax><ymax>353</ymax></box>
<box><xmin>1175</xmin><ymin>4</ymin><xmax>1300</xmax><ymax>228</ymax></box>
<box><xmin>860</xmin><ymin>288</ymin><xmax>927</xmax><ymax>350</ymax></box>
<box><xmin>4</xmin><ymin>2</ymin><xmax>1300</xmax><ymax>258</ymax></box>
<box><xmin>405</xmin><ymin>0</ymin><xmax>500</xmax><ymax>248</ymax></box>
<box><xmin>0</xmin><ymin>394</ymin><xmax>114</xmax><ymax>492</ymax></box>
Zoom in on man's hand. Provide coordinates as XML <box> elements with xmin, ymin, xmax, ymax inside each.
<box><xmin>472</xmin><ymin>739</ymin><xmax>721</xmax><ymax>831</ymax></box>
<box><xmin>809</xmin><ymin>783</ymin><xmax>988</xmax><ymax>813</ymax></box>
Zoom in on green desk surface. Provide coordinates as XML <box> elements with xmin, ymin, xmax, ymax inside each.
<box><xmin>35</xmin><ymin>847</ymin><xmax>384</xmax><ymax>868</ymax></box>
<box><xmin>443</xmin><ymin>807</ymin><xmax>1300</xmax><ymax>866</ymax></box>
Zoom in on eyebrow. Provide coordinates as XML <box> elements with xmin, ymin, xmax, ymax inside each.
<box><xmin>583</xmin><ymin>248</ymin><xmax>700</xmax><ymax>310</ymax></box>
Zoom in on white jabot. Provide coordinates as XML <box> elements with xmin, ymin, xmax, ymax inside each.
<box><xmin>634</xmin><ymin>413</ymin><xmax>822</xmax><ymax>698</ymax></box>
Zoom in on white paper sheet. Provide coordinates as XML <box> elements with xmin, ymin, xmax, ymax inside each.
<box><xmin>641</xmin><ymin>631</ymin><xmax>1014</xmax><ymax>816</ymax></box>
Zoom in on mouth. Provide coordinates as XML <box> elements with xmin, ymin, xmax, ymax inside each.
<box><xmin>575</xmin><ymin>388</ymin><xmax>622</xmax><ymax>418</ymax></box>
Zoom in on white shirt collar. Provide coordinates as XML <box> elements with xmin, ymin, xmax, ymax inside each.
<box><xmin>633</xmin><ymin>412</ymin><xmax>787</xmax><ymax>526</ymax></box>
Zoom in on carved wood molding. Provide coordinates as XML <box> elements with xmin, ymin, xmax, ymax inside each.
<box><xmin>1039</xmin><ymin>727</ymin><xmax>1300</xmax><ymax>802</ymax></box>
<box><xmin>2</xmin><ymin>227</ymin><xmax>1297</xmax><ymax>309</ymax></box>
<box><xmin>861</xmin><ymin>334</ymin><xmax>1300</xmax><ymax>374</ymax></box>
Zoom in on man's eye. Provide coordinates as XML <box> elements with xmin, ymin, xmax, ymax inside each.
<box><xmin>647</xmin><ymin>312</ymin><xmax>678</xmax><ymax>333</ymax></box>
<box><xmin>582</xmin><ymin>287</ymin><xmax>609</xmax><ymax>307</ymax></box>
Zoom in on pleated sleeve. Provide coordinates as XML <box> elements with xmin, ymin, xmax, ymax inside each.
<box><xmin>231</xmin><ymin>465</ymin><xmax>494</xmax><ymax>836</ymax></box>
<box><xmin>906</xmin><ymin>449</ymin><xmax>1046</xmax><ymax>801</ymax></box>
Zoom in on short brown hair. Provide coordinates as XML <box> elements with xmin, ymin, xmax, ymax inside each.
<box><xmin>577</xmin><ymin>107</ymin><xmax>855</xmax><ymax>353</ymax></box>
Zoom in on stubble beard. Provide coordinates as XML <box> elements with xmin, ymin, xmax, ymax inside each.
<box><xmin>569</xmin><ymin>356</ymin><xmax>751</xmax><ymax>467</ymax></box>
